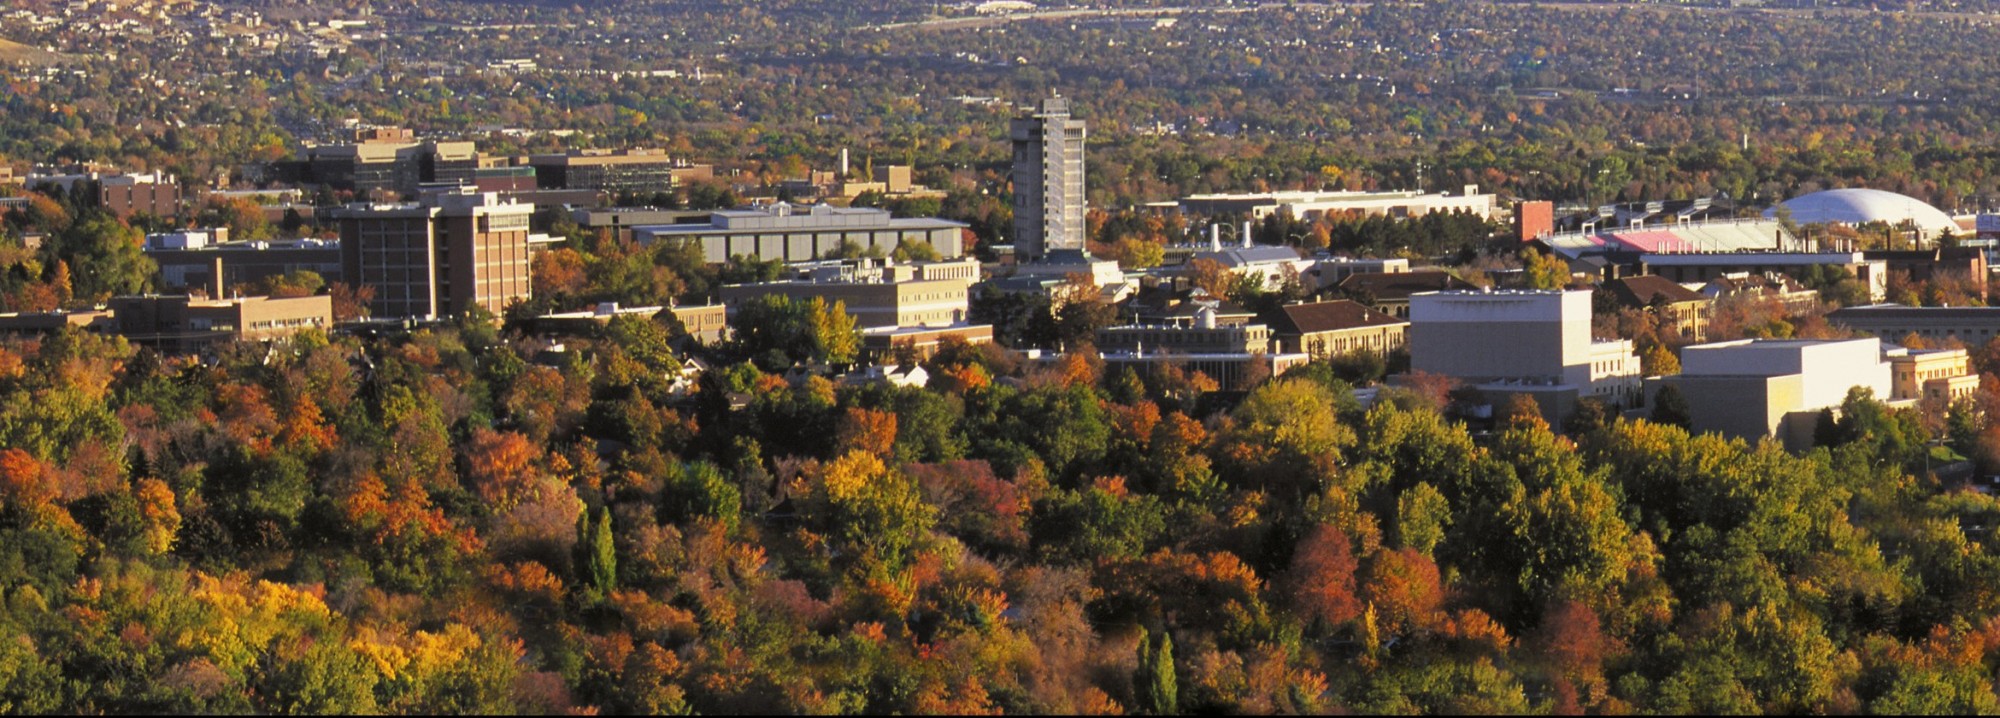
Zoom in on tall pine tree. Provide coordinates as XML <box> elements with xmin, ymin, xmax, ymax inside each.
<box><xmin>1135</xmin><ymin>628</ymin><xmax>1178</xmax><ymax>715</ymax></box>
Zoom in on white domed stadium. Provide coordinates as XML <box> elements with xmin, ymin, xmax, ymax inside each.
<box><xmin>1765</xmin><ymin>188</ymin><xmax>1959</xmax><ymax>240</ymax></box>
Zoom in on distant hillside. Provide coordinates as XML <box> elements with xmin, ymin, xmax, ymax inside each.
<box><xmin>0</xmin><ymin>37</ymin><xmax>68</xmax><ymax>66</ymax></box>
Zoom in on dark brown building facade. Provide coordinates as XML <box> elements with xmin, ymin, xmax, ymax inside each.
<box><xmin>334</xmin><ymin>190</ymin><xmax>534</xmax><ymax>320</ymax></box>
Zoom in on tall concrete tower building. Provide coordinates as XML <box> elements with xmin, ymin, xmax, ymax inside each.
<box><xmin>1010</xmin><ymin>96</ymin><xmax>1087</xmax><ymax>259</ymax></box>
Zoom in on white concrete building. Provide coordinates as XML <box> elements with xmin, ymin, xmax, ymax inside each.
<box><xmin>1654</xmin><ymin>337</ymin><xmax>1894</xmax><ymax>450</ymax></box>
<box><xmin>1173</xmin><ymin>187</ymin><xmax>1497</xmax><ymax>222</ymax></box>
<box><xmin>1408</xmin><ymin>289</ymin><xmax>1642</xmax><ymax>423</ymax></box>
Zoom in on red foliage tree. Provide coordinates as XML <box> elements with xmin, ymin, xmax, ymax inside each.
<box><xmin>1285</xmin><ymin>524</ymin><xmax>1363</xmax><ymax>630</ymax></box>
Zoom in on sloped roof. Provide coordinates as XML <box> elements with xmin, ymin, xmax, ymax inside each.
<box><xmin>1337</xmin><ymin>270</ymin><xmax>1473</xmax><ymax>300</ymax></box>
<box><xmin>1602</xmin><ymin>275</ymin><xmax>1705</xmax><ymax>307</ymax></box>
<box><xmin>1264</xmin><ymin>300</ymin><xmax>1408</xmax><ymax>336</ymax></box>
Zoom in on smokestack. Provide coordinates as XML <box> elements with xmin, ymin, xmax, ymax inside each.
<box><xmin>1211</xmin><ymin>224</ymin><xmax>1222</xmax><ymax>252</ymax></box>
<box><xmin>1242</xmin><ymin>220</ymin><xmax>1252</xmax><ymax>248</ymax></box>
<box><xmin>840</xmin><ymin>148</ymin><xmax>849</xmax><ymax>178</ymax></box>
<box><xmin>212</xmin><ymin>256</ymin><xmax>224</xmax><ymax>299</ymax></box>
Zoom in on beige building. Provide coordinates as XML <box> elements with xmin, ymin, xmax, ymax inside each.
<box><xmin>1262</xmin><ymin>300</ymin><xmax>1408</xmax><ymax>359</ymax></box>
<box><xmin>332</xmin><ymin>189</ymin><xmax>535</xmax><ymax>320</ymax></box>
<box><xmin>860</xmin><ymin>324</ymin><xmax>995</xmax><ymax>360</ymax></box>
<box><xmin>1601</xmin><ymin>275</ymin><xmax>1709</xmax><ymax>341</ymax></box>
<box><xmin>1409</xmin><ymin>289</ymin><xmax>1642</xmax><ymax>424</ymax></box>
<box><xmin>0</xmin><ymin>309</ymin><xmax>112</xmax><ymax>335</ymax></box>
<box><xmin>1888</xmin><ymin>347</ymin><xmax>1979</xmax><ymax>405</ymax></box>
<box><xmin>670</xmin><ymin>303</ymin><xmax>729</xmax><ymax>345</ymax></box>
<box><xmin>1099</xmin><ymin>351</ymin><xmax>1311</xmax><ymax>393</ymax></box>
<box><xmin>99</xmin><ymin>172</ymin><xmax>182</xmax><ymax>220</ymax></box>
<box><xmin>718</xmin><ymin>260</ymin><xmax>978</xmax><ymax>330</ymax></box>
<box><xmin>110</xmin><ymin>294</ymin><xmax>333</xmax><ymax>355</ymax></box>
<box><xmin>1651</xmin><ymin>338</ymin><xmax>1893</xmax><ymax>450</ymax></box>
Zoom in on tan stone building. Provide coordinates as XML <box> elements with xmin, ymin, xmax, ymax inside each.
<box><xmin>110</xmin><ymin>294</ymin><xmax>333</xmax><ymax>354</ymax></box>
<box><xmin>1601</xmin><ymin>274</ymin><xmax>1709</xmax><ymax>341</ymax></box>
<box><xmin>718</xmin><ymin>261</ymin><xmax>977</xmax><ymax>329</ymax></box>
<box><xmin>99</xmin><ymin>172</ymin><xmax>182</xmax><ymax>220</ymax></box>
<box><xmin>1261</xmin><ymin>300</ymin><xmax>1408</xmax><ymax>359</ymax></box>
<box><xmin>1338</xmin><ymin>270</ymin><xmax>1475</xmax><ymax>318</ymax></box>
<box><xmin>669</xmin><ymin>303</ymin><xmax>729</xmax><ymax>345</ymax></box>
<box><xmin>860</xmin><ymin>324</ymin><xmax>995</xmax><ymax>360</ymax></box>
<box><xmin>1888</xmin><ymin>347</ymin><xmax>1979</xmax><ymax>405</ymax></box>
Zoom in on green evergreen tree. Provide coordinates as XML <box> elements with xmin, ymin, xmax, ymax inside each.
<box><xmin>1135</xmin><ymin>628</ymin><xmax>1179</xmax><ymax>715</ymax></box>
<box><xmin>1651</xmin><ymin>384</ymin><xmax>1691</xmax><ymax>428</ymax></box>
<box><xmin>575</xmin><ymin>506</ymin><xmax>617</xmax><ymax>598</ymax></box>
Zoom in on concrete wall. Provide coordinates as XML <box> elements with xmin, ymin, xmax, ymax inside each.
<box><xmin>1680</xmin><ymin>338</ymin><xmax>1889</xmax><ymax>409</ymax></box>
<box><xmin>1409</xmin><ymin>290</ymin><xmax>1589</xmax><ymax>382</ymax></box>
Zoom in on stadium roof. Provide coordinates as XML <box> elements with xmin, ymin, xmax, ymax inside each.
<box><xmin>1766</xmin><ymin>188</ymin><xmax>1957</xmax><ymax>238</ymax></box>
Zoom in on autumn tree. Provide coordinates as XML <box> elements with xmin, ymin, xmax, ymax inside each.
<box><xmin>1285</xmin><ymin>523</ymin><xmax>1363</xmax><ymax>631</ymax></box>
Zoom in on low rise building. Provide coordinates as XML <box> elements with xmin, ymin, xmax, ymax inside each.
<box><xmin>1307</xmin><ymin>256</ymin><xmax>1410</xmax><ymax>292</ymax></box>
<box><xmin>1261</xmin><ymin>300</ymin><xmax>1408</xmax><ymax>359</ymax></box>
<box><xmin>570</xmin><ymin>207</ymin><xmax>713</xmax><ymax>243</ymax></box>
<box><xmin>669</xmin><ymin>303</ymin><xmax>729</xmax><ymax>345</ymax></box>
<box><xmin>0</xmin><ymin>309</ymin><xmax>113</xmax><ymax>335</ymax></box>
<box><xmin>1600</xmin><ymin>274</ymin><xmax>1710</xmax><ymax>341</ymax></box>
<box><xmin>1338</xmin><ymin>270</ymin><xmax>1475</xmax><ymax>318</ymax></box>
<box><xmin>522</xmin><ymin>149</ymin><xmax>697</xmax><ymax>194</ymax></box>
<box><xmin>1172</xmin><ymin>187</ymin><xmax>1497</xmax><ymax>222</ymax></box>
<box><xmin>1094</xmin><ymin>306</ymin><xmax>1307</xmax><ymax>391</ymax></box>
<box><xmin>1826</xmin><ymin>305</ymin><xmax>2000</xmax><ymax>347</ymax></box>
<box><xmin>25</xmin><ymin>168</ymin><xmax>182</xmax><ymax>219</ymax></box>
<box><xmin>109</xmin><ymin>293</ymin><xmax>333</xmax><ymax>354</ymax></box>
<box><xmin>98</xmin><ymin>171</ymin><xmax>182</xmax><ymax>219</ymax></box>
<box><xmin>632</xmin><ymin>203</ymin><xmax>966</xmax><ymax>264</ymax></box>
<box><xmin>1187</xmin><ymin>245</ymin><xmax>1310</xmax><ymax>292</ymax></box>
<box><xmin>1099</xmin><ymin>350</ymin><xmax>1311</xmax><ymax>393</ymax></box>
<box><xmin>1887</xmin><ymin>346</ymin><xmax>1979</xmax><ymax>405</ymax></box>
<box><xmin>292</xmin><ymin>129</ymin><xmax>477</xmax><ymax>196</ymax></box>
<box><xmin>1651</xmin><ymin>338</ymin><xmax>1893</xmax><ymax>450</ymax></box>
<box><xmin>1642</xmin><ymin>252</ymin><xmax>1886</xmax><ymax>303</ymax></box>
<box><xmin>860</xmin><ymin>324</ymin><xmax>995</xmax><ymax>361</ymax></box>
<box><xmin>1864</xmin><ymin>247</ymin><xmax>1989</xmax><ymax>301</ymax></box>
<box><xmin>1096</xmin><ymin>311</ymin><xmax>1273</xmax><ymax>355</ymax></box>
<box><xmin>718</xmin><ymin>259</ymin><xmax>977</xmax><ymax>329</ymax></box>
<box><xmin>994</xmin><ymin>249</ymin><xmax>1132</xmax><ymax>303</ymax></box>
<box><xmin>146</xmin><ymin>237</ymin><xmax>343</xmax><ymax>294</ymax></box>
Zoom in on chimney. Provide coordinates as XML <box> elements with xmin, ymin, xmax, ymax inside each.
<box><xmin>840</xmin><ymin>148</ymin><xmax>850</xmax><ymax>177</ymax></box>
<box><xmin>212</xmin><ymin>256</ymin><xmax>225</xmax><ymax>299</ymax></box>
<box><xmin>1242</xmin><ymin>220</ymin><xmax>1253</xmax><ymax>248</ymax></box>
<box><xmin>1210</xmin><ymin>224</ymin><xmax>1222</xmax><ymax>252</ymax></box>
